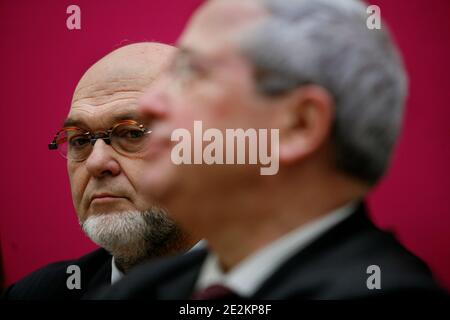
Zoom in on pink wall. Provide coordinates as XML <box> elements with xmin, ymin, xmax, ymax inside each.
<box><xmin>1</xmin><ymin>0</ymin><xmax>449</xmax><ymax>290</ymax></box>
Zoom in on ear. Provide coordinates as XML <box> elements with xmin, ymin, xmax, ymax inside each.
<box><xmin>278</xmin><ymin>85</ymin><xmax>335</xmax><ymax>165</ymax></box>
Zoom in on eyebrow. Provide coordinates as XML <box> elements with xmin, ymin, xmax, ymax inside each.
<box><xmin>62</xmin><ymin>118</ymin><xmax>84</xmax><ymax>128</ymax></box>
<box><xmin>62</xmin><ymin>112</ymin><xmax>143</xmax><ymax>129</ymax></box>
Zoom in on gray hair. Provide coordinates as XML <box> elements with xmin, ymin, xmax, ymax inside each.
<box><xmin>239</xmin><ymin>0</ymin><xmax>408</xmax><ymax>184</ymax></box>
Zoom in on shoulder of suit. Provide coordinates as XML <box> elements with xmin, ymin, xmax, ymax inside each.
<box><xmin>254</xmin><ymin>211</ymin><xmax>448</xmax><ymax>299</ymax></box>
<box><xmin>94</xmin><ymin>248</ymin><xmax>208</xmax><ymax>299</ymax></box>
<box><xmin>286</xmin><ymin>224</ymin><xmax>447</xmax><ymax>299</ymax></box>
<box><xmin>3</xmin><ymin>248</ymin><xmax>111</xmax><ymax>300</ymax></box>
<box><xmin>329</xmin><ymin>228</ymin><xmax>446</xmax><ymax>297</ymax></box>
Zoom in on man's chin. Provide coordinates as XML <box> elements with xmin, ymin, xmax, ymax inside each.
<box><xmin>80</xmin><ymin>210</ymin><xmax>148</xmax><ymax>252</ymax></box>
<box><xmin>88</xmin><ymin>198</ymin><xmax>132</xmax><ymax>214</ymax></box>
<box><xmin>80</xmin><ymin>210</ymin><xmax>128</xmax><ymax>229</ymax></box>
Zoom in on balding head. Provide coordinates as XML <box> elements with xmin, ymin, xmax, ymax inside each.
<box><xmin>71</xmin><ymin>42</ymin><xmax>176</xmax><ymax>119</ymax></box>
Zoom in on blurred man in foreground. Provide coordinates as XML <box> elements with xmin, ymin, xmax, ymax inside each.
<box><xmin>4</xmin><ymin>42</ymin><xmax>196</xmax><ymax>300</ymax></box>
<box><xmin>98</xmin><ymin>0</ymin><xmax>447</xmax><ymax>299</ymax></box>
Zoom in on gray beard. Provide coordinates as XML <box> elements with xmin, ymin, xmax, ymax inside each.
<box><xmin>80</xmin><ymin>208</ymin><xmax>187</xmax><ymax>273</ymax></box>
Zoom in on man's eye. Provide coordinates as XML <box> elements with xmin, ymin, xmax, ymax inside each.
<box><xmin>118</xmin><ymin>129</ymin><xmax>145</xmax><ymax>139</ymax></box>
<box><xmin>69</xmin><ymin>136</ymin><xmax>90</xmax><ymax>147</ymax></box>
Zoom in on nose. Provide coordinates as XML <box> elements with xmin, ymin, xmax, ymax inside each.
<box><xmin>85</xmin><ymin>139</ymin><xmax>121</xmax><ymax>178</ymax></box>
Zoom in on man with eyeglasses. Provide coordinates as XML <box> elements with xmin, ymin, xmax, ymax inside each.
<box><xmin>3</xmin><ymin>42</ymin><xmax>197</xmax><ymax>300</ymax></box>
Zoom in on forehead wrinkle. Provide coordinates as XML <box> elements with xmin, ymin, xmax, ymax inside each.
<box><xmin>70</xmin><ymin>96</ymin><xmax>140</xmax><ymax>114</ymax></box>
<box><xmin>74</xmin><ymin>76</ymin><xmax>154</xmax><ymax>96</ymax></box>
<box><xmin>73</xmin><ymin>76</ymin><xmax>153</xmax><ymax>104</ymax></box>
<box><xmin>72</xmin><ymin>90</ymin><xmax>144</xmax><ymax>107</ymax></box>
<box><xmin>70</xmin><ymin>78</ymin><xmax>150</xmax><ymax>129</ymax></box>
<box><xmin>66</xmin><ymin>102</ymin><xmax>143</xmax><ymax>130</ymax></box>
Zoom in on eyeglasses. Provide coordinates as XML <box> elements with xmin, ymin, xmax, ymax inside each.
<box><xmin>48</xmin><ymin>119</ymin><xmax>152</xmax><ymax>161</ymax></box>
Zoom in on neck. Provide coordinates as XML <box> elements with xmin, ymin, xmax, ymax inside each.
<box><xmin>201</xmin><ymin>171</ymin><xmax>368</xmax><ymax>272</ymax></box>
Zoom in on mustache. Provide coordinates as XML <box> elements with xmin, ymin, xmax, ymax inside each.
<box><xmin>84</xmin><ymin>183</ymin><xmax>133</xmax><ymax>203</ymax></box>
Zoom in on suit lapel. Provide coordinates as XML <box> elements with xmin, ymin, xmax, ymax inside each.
<box><xmin>252</xmin><ymin>202</ymin><xmax>370</xmax><ymax>299</ymax></box>
<box><xmin>156</xmin><ymin>248</ymin><xmax>208</xmax><ymax>299</ymax></box>
<box><xmin>84</xmin><ymin>256</ymin><xmax>112</xmax><ymax>293</ymax></box>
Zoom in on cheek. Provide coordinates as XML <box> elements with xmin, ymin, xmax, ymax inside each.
<box><xmin>173</xmin><ymin>90</ymin><xmax>237</xmax><ymax>129</ymax></box>
<box><xmin>144</xmin><ymin>160</ymin><xmax>177</xmax><ymax>196</ymax></box>
<box><xmin>120</xmin><ymin>160</ymin><xmax>158</xmax><ymax>208</ymax></box>
<box><xmin>67</xmin><ymin>163</ymin><xmax>87</xmax><ymax>212</ymax></box>
<box><xmin>121</xmin><ymin>161</ymin><xmax>141</xmax><ymax>190</ymax></box>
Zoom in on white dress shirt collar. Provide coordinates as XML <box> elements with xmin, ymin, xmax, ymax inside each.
<box><xmin>111</xmin><ymin>256</ymin><xmax>124</xmax><ymax>284</ymax></box>
<box><xmin>195</xmin><ymin>202</ymin><xmax>357</xmax><ymax>297</ymax></box>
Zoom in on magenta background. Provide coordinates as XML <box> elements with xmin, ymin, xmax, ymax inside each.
<box><xmin>1</xmin><ymin>0</ymin><xmax>449</xmax><ymax>290</ymax></box>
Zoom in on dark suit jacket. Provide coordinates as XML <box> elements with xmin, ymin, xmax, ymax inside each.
<box><xmin>95</xmin><ymin>204</ymin><xmax>448</xmax><ymax>299</ymax></box>
<box><xmin>3</xmin><ymin>248</ymin><xmax>111</xmax><ymax>300</ymax></box>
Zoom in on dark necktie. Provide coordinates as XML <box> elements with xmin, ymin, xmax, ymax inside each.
<box><xmin>191</xmin><ymin>284</ymin><xmax>240</xmax><ymax>300</ymax></box>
